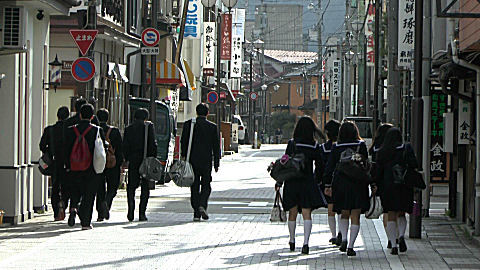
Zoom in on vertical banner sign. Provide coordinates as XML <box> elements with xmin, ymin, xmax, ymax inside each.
<box><xmin>230</xmin><ymin>35</ymin><xmax>243</xmax><ymax>78</ymax></box>
<box><xmin>332</xmin><ymin>60</ymin><xmax>341</xmax><ymax>97</ymax></box>
<box><xmin>458</xmin><ymin>99</ymin><xmax>471</xmax><ymax>145</ymax></box>
<box><xmin>203</xmin><ymin>22</ymin><xmax>216</xmax><ymax>75</ymax></box>
<box><xmin>232</xmin><ymin>9</ymin><xmax>246</xmax><ymax>40</ymax></box>
<box><xmin>184</xmin><ymin>0</ymin><xmax>202</xmax><ymax>39</ymax></box>
<box><xmin>221</xmin><ymin>14</ymin><xmax>232</xmax><ymax>60</ymax></box>
<box><xmin>365</xmin><ymin>1</ymin><xmax>375</xmax><ymax>66</ymax></box>
<box><xmin>430</xmin><ymin>90</ymin><xmax>448</xmax><ymax>181</ymax></box>
<box><xmin>398</xmin><ymin>0</ymin><xmax>415</xmax><ymax>67</ymax></box>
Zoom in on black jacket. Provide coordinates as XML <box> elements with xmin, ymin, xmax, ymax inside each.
<box><xmin>65</xmin><ymin>113</ymin><xmax>100</xmax><ymax>127</ymax></box>
<box><xmin>181</xmin><ymin>117</ymin><xmax>220</xmax><ymax>170</ymax></box>
<box><xmin>64</xmin><ymin>120</ymin><xmax>105</xmax><ymax>173</ymax></box>
<box><xmin>39</xmin><ymin>121</ymin><xmax>67</xmax><ymax>164</ymax></box>
<box><xmin>285</xmin><ymin>139</ymin><xmax>323</xmax><ymax>184</ymax></box>
<box><xmin>123</xmin><ymin>120</ymin><xmax>157</xmax><ymax>167</ymax></box>
<box><xmin>100</xmin><ymin>123</ymin><xmax>124</xmax><ymax>166</ymax></box>
<box><xmin>323</xmin><ymin>140</ymin><xmax>369</xmax><ymax>187</ymax></box>
<box><xmin>375</xmin><ymin>144</ymin><xmax>418</xmax><ymax>191</ymax></box>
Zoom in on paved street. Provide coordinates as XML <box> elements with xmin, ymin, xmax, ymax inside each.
<box><xmin>1</xmin><ymin>145</ymin><xmax>480</xmax><ymax>269</ymax></box>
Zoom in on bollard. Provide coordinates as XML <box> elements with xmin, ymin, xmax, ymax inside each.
<box><xmin>0</xmin><ymin>210</ymin><xmax>4</xmax><ymax>225</ymax></box>
<box><xmin>254</xmin><ymin>132</ymin><xmax>258</xmax><ymax>149</ymax></box>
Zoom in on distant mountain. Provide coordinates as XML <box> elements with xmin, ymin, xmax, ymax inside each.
<box><xmin>236</xmin><ymin>0</ymin><xmax>345</xmax><ymax>51</ymax></box>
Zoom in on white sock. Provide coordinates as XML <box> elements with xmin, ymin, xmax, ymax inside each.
<box><xmin>303</xmin><ymin>220</ymin><xmax>313</xmax><ymax>246</ymax></box>
<box><xmin>398</xmin><ymin>216</ymin><xmax>407</xmax><ymax>238</ymax></box>
<box><xmin>328</xmin><ymin>216</ymin><xmax>336</xmax><ymax>238</ymax></box>
<box><xmin>348</xmin><ymin>224</ymin><xmax>360</xmax><ymax>248</ymax></box>
<box><xmin>288</xmin><ymin>221</ymin><xmax>296</xmax><ymax>243</ymax></box>
<box><xmin>339</xmin><ymin>218</ymin><xmax>349</xmax><ymax>243</ymax></box>
<box><xmin>387</xmin><ymin>221</ymin><xmax>398</xmax><ymax>248</ymax></box>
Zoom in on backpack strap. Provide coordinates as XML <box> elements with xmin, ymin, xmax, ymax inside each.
<box><xmin>82</xmin><ymin>125</ymin><xmax>93</xmax><ymax>137</ymax></box>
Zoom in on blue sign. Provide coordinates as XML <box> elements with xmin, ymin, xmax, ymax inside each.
<box><xmin>207</xmin><ymin>91</ymin><xmax>219</xmax><ymax>104</ymax></box>
<box><xmin>184</xmin><ymin>0</ymin><xmax>200</xmax><ymax>39</ymax></box>
<box><xmin>71</xmin><ymin>57</ymin><xmax>95</xmax><ymax>82</ymax></box>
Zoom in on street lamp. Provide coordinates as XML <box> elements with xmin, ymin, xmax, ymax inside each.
<box><xmin>43</xmin><ymin>54</ymin><xmax>62</xmax><ymax>91</ymax></box>
<box><xmin>221</xmin><ymin>0</ymin><xmax>238</xmax><ymax>10</ymax></box>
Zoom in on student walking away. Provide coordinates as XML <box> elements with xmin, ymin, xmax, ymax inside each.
<box><xmin>319</xmin><ymin>119</ymin><xmax>342</xmax><ymax>246</ymax></box>
<box><xmin>181</xmin><ymin>103</ymin><xmax>220</xmax><ymax>222</ymax></box>
<box><xmin>64</xmin><ymin>104</ymin><xmax>105</xmax><ymax>230</ymax></box>
<box><xmin>375</xmin><ymin>128</ymin><xmax>418</xmax><ymax>255</ymax></box>
<box><xmin>123</xmin><ymin>108</ymin><xmax>157</xmax><ymax>222</ymax></box>
<box><xmin>39</xmin><ymin>106</ymin><xmax>70</xmax><ymax>221</ymax></box>
<box><xmin>323</xmin><ymin>121</ymin><xmax>374</xmax><ymax>256</ymax></box>
<box><xmin>369</xmin><ymin>123</ymin><xmax>394</xmax><ymax>247</ymax></box>
<box><xmin>65</xmin><ymin>98</ymin><xmax>100</xmax><ymax>127</ymax></box>
<box><xmin>95</xmin><ymin>109</ymin><xmax>123</xmax><ymax>221</ymax></box>
<box><xmin>275</xmin><ymin>116</ymin><xmax>327</xmax><ymax>255</ymax></box>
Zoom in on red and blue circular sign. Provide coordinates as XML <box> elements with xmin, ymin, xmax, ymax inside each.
<box><xmin>250</xmin><ymin>91</ymin><xmax>258</xmax><ymax>101</ymax></box>
<box><xmin>141</xmin><ymin>28</ymin><xmax>160</xmax><ymax>47</ymax></box>
<box><xmin>71</xmin><ymin>57</ymin><xmax>95</xmax><ymax>82</ymax></box>
<box><xmin>207</xmin><ymin>91</ymin><xmax>219</xmax><ymax>104</ymax></box>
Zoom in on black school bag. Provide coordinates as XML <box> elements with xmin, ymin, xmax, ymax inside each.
<box><xmin>335</xmin><ymin>145</ymin><xmax>371</xmax><ymax>183</ymax></box>
<box><xmin>268</xmin><ymin>141</ymin><xmax>307</xmax><ymax>184</ymax></box>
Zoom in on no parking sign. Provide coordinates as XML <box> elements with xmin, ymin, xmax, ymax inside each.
<box><xmin>71</xmin><ymin>57</ymin><xmax>95</xmax><ymax>82</ymax></box>
<box><xmin>207</xmin><ymin>91</ymin><xmax>219</xmax><ymax>104</ymax></box>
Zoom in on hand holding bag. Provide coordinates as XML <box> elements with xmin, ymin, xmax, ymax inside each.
<box><xmin>365</xmin><ymin>193</ymin><xmax>383</xmax><ymax>219</ymax></box>
<box><xmin>170</xmin><ymin>118</ymin><xmax>196</xmax><ymax>187</ymax></box>
<box><xmin>93</xmin><ymin>128</ymin><xmax>106</xmax><ymax>174</ymax></box>
<box><xmin>139</xmin><ymin>122</ymin><xmax>163</xmax><ymax>187</ymax></box>
<box><xmin>270</xmin><ymin>190</ymin><xmax>287</xmax><ymax>222</ymax></box>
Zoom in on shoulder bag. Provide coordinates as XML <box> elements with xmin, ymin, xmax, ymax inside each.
<box><xmin>365</xmin><ymin>194</ymin><xmax>383</xmax><ymax>219</ymax></box>
<box><xmin>268</xmin><ymin>141</ymin><xmax>307</xmax><ymax>184</ymax></box>
<box><xmin>270</xmin><ymin>190</ymin><xmax>287</xmax><ymax>222</ymax></box>
<box><xmin>170</xmin><ymin>119</ymin><xmax>196</xmax><ymax>187</ymax></box>
<box><xmin>139</xmin><ymin>122</ymin><xmax>163</xmax><ymax>188</ymax></box>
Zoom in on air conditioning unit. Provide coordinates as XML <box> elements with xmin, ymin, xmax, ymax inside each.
<box><xmin>0</xmin><ymin>6</ymin><xmax>25</xmax><ymax>49</ymax></box>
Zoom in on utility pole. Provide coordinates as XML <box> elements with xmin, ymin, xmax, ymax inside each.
<box><xmin>317</xmin><ymin>0</ymin><xmax>322</xmax><ymax>126</ymax></box>
<box><xmin>410</xmin><ymin>0</ymin><xmax>423</xmax><ymax>239</ymax></box>
<box><xmin>216</xmin><ymin>6</ymin><xmax>222</xmax><ymax>130</ymax></box>
<box><xmin>387</xmin><ymin>0</ymin><xmax>400</xmax><ymax>126</ymax></box>
<box><xmin>86</xmin><ymin>0</ymin><xmax>97</xmax><ymax>106</ymax></box>
<box><xmin>373</xmin><ymin>0</ymin><xmax>381</xmax><ymax>130</ymax></box>
<box><xmin>150</xmin><ymin>0</ymin><xmax>157</xmax><ymax>124</ymax></box>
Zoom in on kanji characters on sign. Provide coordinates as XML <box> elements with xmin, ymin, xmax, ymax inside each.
<box><xmin>185</xmin><ymin>0</ymin><xmax>202</xmax><ymax>39</ymax></box>
<box><xmin>203</xmin><ymin>22</ymin><xmax>215</xmax><ymax>75</ymax></box>
<box><xmin>331</xmin><ymin>60</ymin><xmax>341</xmax><ymax>98</ymax></box>
<box><xmin>398</xmin><ymin>0</ymin><xmax>415</xmax><ymax>67</ymax></box>
<box><xmin>230</xmin><ymin>35</ymin><xmax>242</xmax><ymax>78</ymax></box>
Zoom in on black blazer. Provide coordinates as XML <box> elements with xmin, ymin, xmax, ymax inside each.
<box><xmin>100</xmin><ymin>123</ymin><xmax>124</xmax><ymax>166</ymax></box>
<box><xmin>64</xmin><ymin>120</ymin><xmax>105</xmax><ymax>173</ymax></box>
<box><xmin>39</xmin><ymin>121</ymin><xmax>67</xmax><ymax>165</ymax></box>
<box><xmin>181</xmin><ymin>117</ymin><xmax>220</xmax><ymax>170</ymax></box>
<box><xmin>65</xmin><ymin>113</ymin><xmax>100</xmax><ymax>127</ymax></box>
<box><xmin>123</xmin><ymin>120</ymin><xmax>157</xmax><ymax>167</ymax></box>
<box><xmin>323</xmin><ymin>140</ymin><xmax>368</xmax><ymax>187</ymax></box>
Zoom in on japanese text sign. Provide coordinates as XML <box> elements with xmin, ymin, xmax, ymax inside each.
<box><xmin>458</xmin><ymin>99</ymin><xmax>471</xmax><ymax>145</ymax></box>
<box><xmin>69</xmin><ymin>30</ymin><xmax>98</xmax><ymax>56</ymax></box>
<box><xmin>232</xmin><ymin>9</ymin><xmax>246</xmax><ymax>40</ymax></box>
<box><xmin>365</xmin><ymin>1</ymin><xmax>375</xmax><ymax>67</ymax></box>
<box><xmin>332</xmin><ymin>60</ymin><xmax>341</xmax><ymax>97</ymax></box>
<box><xmin>230</xmin><ymin>35</ymin><xmax>242</xmax><ymax>78</ymax></box>
<box><xmin>185</xmin><ymin>0</ymin><xmax>202</xmax><ymax>39</ymax></box>
<box><xmin>221</xmin><ymin>14</ymin><xmax>232</xmax><ymax>60</ymax></box>
<box><xmin>430</xmin><ymin>90</ymin><xmax>448</xmax><ymax>180</ymax></box>
<box><xmin>203</xmin><ymin>22</ymin><xmax>216</xmax><ymax>72</ymax></box>
<box><xmin>398</xmin><ymin>0</ymin><xmax>415</xmax><ymax>67</ymax></box>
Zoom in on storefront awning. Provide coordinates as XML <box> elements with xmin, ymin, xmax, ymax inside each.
<box><xmin>147</xmin><ymin>60</ymin><xmax>186</xmax><ymax>87</ymax></box>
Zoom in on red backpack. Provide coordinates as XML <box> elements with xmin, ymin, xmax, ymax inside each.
<box><xmin>70</xmin><ymin>125</ymin><xmax>93</xmax><ymax>171</ymax></box>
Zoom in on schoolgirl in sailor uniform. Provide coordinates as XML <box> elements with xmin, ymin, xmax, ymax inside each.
<box><xmin>323</xmin><ymin>121</ymin><xmax>374</xmax><ymax>256</ymax></box>
<box><xmin>319</xmin><ymin>120</ymin><xmax>342</xmax><ymax>245</ymax></box>
<box><xmin>275</xmin><ymin>116</ymin><xmax>327</xmax><ymax>255</ymax></box>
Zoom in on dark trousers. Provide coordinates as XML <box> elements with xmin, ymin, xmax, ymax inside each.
<box><xmin>127</xmin><ymin>165</ymin><xmax>149</xmax><ymax>216</ymax></box>
<box><xmin>70</xmin><ymin>171</ymin><xmax>97</xmax><ymax>227</ymax></box>
<box><xmin>96</xmin><ymin>166</ymin><xmax>121</xmax><ymax>214</ymax></box>
<box><xmin>190</xmin><ymin>168</ymin><xmax>212</xmax><ymax>214</ymax></box>
<box><xmin>51</xmin><ymin>162</ymin><xmax>69</xmax><ymax>217</ymax></box>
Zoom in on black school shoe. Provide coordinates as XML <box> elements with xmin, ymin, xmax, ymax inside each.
<box><xmin>335</xmin><ymin>233</ymin><xmax>343</xmax><ymax>246</ymax></box>
<box><xmin>301</xmin><ymin>245</ymin><xmax>309</xmax><ymax>254</ymax></box>
<box><xmin>127</xmin><ymin>208</ymin><xmax>134</xmax><ymax>222</ymax></box>
<box><xmin>391</xmin><ymin>247</ymin><xmax>399</xmax><ymax>255</ymax></box>
<box><xmin>199</xmin><ymin>207</ymin><xmax>209</xmax><ymax>220</ymax></box>
<box><xmin>139</xmin><ymin>214</ymin><xmax>148</xmax><ymax>222</ymax></box>
<box><xmin>329</xmin><ymin>237</ymin><xmax>337</xmax><ymax>245</ymax></box>
<box><xmin>339</xmin><ymin>241</ymin><xmax>347</xmax><ymax>252</ymax></box>
<box><xmin>399</xmin><ymin>237</ymin><xmax>407</xmax><ymax>252</ymax></box>
<box><xmin>347</xmin><ymin>248</ymin><xmax>356</xmax><ymax>256</ymax></box>
<box><xmin>289</xmin><ymin>242</ymin><xmax>295</xmax><ymax>251</ymax></box>
<box><xmin>68</xmin><ymin>209</ymin><xmax>77</xmax><ymax>227</ymax></box>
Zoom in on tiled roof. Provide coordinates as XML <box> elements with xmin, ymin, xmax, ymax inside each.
<box><xmin>264</xmin><ymin>50</ymin><xmax>318</xmax><ymax>64</ymax></box>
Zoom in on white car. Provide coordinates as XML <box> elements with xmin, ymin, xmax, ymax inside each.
<box><xmin>233</xmin><ymin>115</ymin><xmax>246</xmax><ymax>144</ymax></box>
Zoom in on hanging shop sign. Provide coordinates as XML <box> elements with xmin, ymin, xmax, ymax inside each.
<box><xmin>203</xmin><ymin>22</ymin><xmax>215</xmax><ymax>76</ymax></box>
<box><xmin>332</xmin><ymin>60</ymin><xmax>341</xmax><ymax>97</ymax></box>
<box><xmin>230</xmin><ymin>35</ymin><xmax>243</xmax><ymax>78</ymax></box>
<box><xmin>221</xmin><ymin>14</ymin><xmax>232</xmax><ymax>60</ymax></box>
<box><xmin>184</xmin><ymin>0</ymin><xmax>202</xmax><ymax>39</ymax></box>
<box><xmin>458</xmin><ymin>99</ymin><xmax>471</xmax><ymax>145</ymax></box>
<box><xmin>365</xmin><ymin>1</ymin><xmax>375</xmax><ymax>67</ymax></box>
<box><xmin>430</xmin><ymin>89</ymin><xmax>449</xmax><ymax>182</ymax></box>
<box><xmin>232</xmin><ymin>9</ymin><xmax>246</xmax><ymax>40</ymax></box>
<box><xmin>398</xmin><ymin>0</ymin><xmax>415</xmax><ymax>67</ymax></box>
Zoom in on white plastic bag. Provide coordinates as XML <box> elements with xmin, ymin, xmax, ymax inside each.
<box><xmin>93</xmin><ymin>129</ymin><xmax>106</xmax><ymax>174</ymax></box>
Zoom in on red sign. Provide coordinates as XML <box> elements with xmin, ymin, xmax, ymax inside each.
<box><xmin>207</xmin><ymin>91</ymin><xmax>219</xmax><ymax>104</ymax></box>
<box><xmin>203</xmin><ymin>68</ymin><xmax>214</xmax><ymax>76</ymax></box>
<box><xmin>141</xmin><ymin>28</ymin><xmax>160</xmax><ymax>47</ymax></box>
<box><xmin>220</xmin><ymin>91</ymin><xmax>227</xmax><ymax>99</ymax></box>
<box><xmin>221</xmin><ymin>14</ymin><xmax>232</xmax><ymax>60</ymax></box>
<box><xmin>250</xmin><ymin>91</ymin><xmax>258</xmax><ymax>101</ymax></box>
<box><xmin>69</xmin><ymin>30</ymin><xmax>98</xmax><ymax>56</ymax></box>
<box><xmin>71</xmin><ymin>57</ymin><xmax>95</xmax><ymax>82</ymax></box>
<box><xmin>232</xmin><ymin>90</ymin><xmax>239</xmax><ymax>97</ymax></box>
